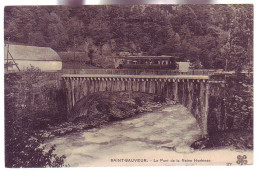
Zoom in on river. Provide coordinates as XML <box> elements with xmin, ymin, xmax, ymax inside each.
<box><xmin>46</xmin><ymin>104</ymin><xmax>206</xmax><ymax>166</ymax></box>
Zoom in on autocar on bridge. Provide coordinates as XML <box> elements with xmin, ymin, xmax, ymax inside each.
<box><xmin>113</xmin><ymin>56</ymin><xmax>178</xmax><ymax>70</ymax></box>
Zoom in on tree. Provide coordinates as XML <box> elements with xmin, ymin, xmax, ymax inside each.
<box><xmin>5</xmin><ymin>72</ymin><xmax>67</xmax><ymax>168</ymax></box>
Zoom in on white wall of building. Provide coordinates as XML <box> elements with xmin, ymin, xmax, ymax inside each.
<box><xmin>4</xmin><ymin>44</ymin><xmax>62</xmax><ymax>71</ymax></box>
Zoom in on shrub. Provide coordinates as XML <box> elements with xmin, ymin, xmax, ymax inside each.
<box><xmin>5</xmin><ymin>69</ymin><xmax>67</xmax><ymax>167</ymax></box>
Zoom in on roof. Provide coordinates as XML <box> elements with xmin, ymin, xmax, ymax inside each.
<box><xmin>4</xmin><ymin>44</ymin><xmax>61</xmax><ymax>61</ymax></box>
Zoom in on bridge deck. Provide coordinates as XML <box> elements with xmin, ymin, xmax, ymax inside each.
<box><xmin>62</xmin><ymin>74</ymin><xmax>209</xmax><ymax>80</ymax></box>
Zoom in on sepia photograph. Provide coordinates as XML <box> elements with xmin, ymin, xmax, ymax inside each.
<box><xmin>4</xmin><ymin>3</ymin><xmax>253</xmax><ymax>167</ymax></box>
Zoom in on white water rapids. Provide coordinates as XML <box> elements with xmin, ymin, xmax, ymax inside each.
<box><xmin>46</xmin><ymin>104</ymin><xmax>202</xmax><ymax>166</ymax></box>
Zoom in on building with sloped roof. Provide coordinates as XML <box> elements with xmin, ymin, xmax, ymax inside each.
<box><xmin>4</xmin><ymin>44</ymin><xmax>62</xmax><ymax>72</ymax></box>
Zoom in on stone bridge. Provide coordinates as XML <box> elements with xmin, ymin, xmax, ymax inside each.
<box><xmin>62</xmin><ymin>74</ymin><xmax>225</xmax><ymax>136</ymax></box>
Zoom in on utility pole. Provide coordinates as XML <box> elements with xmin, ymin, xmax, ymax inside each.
<box><xmin>223</xmin><ymin>29</ymin><xmax>233</xmax><ymax>130</ymax></box>
<box><xmin>225</xmin><ymin>58</ymin><xmax>228</xmax><ymax>72</ymax></box>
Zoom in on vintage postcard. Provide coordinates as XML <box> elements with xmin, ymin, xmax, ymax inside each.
<box><xmin>4</xmin><ymin>4</ymin><xmax>253</xmax><ymax>167</ymax></box>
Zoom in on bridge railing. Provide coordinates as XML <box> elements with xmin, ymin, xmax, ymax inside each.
<box><xmin>62</xmin><ymin>69</ymin><xmax>223</xmax><ymax>75</ymax></box>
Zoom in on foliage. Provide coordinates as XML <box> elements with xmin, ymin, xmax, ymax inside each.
<box><xmin>4</xmin><ymin>5</ymin><xmax>253</xmax><ymax>70</ymax></box>
<box><xmin>5</xmin><ymin>120</ymin><xmax>66</xmax><ymax>167</ymax></box>
<box><xmin>192</xmin><ymin>73</ymin><xmax>253</xmax><ymax>150</ymax></box>
<box><xmin>5</xmin><ymin>70</ymin><xmax>67</xmax><ymax>167</ymax></box>
<box><xmin>207</xmin><ymin>73</ymin><xmax>253</xmax><ymax>134</ymax></box>
<box><xmin>225</xmin><ymin>73</ymin><xmax>253</xmax><ymax>130</ymax></box>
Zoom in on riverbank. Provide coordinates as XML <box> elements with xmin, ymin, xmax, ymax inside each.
<box><xmin>191</xmin><ymin>129</ymin><xmax>253</xmax><ymax>150</ymax></box>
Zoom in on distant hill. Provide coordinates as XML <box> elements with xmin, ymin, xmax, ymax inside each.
<box><xmin>4</xmin><ymin>5</ymin><xmax>253</xmax><ymax>71</ymax></box>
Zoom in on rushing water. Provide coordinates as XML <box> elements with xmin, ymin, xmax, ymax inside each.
<box><xmin>46</xmin><ymin>104</ymin><xmax>202</xmax><ymax>166</ymax></box>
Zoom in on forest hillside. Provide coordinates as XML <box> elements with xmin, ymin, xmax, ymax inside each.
<box><xmin>4</xmin><ymin>5</ymin><xmax>253</xmax><ymax>71</ymax></box>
